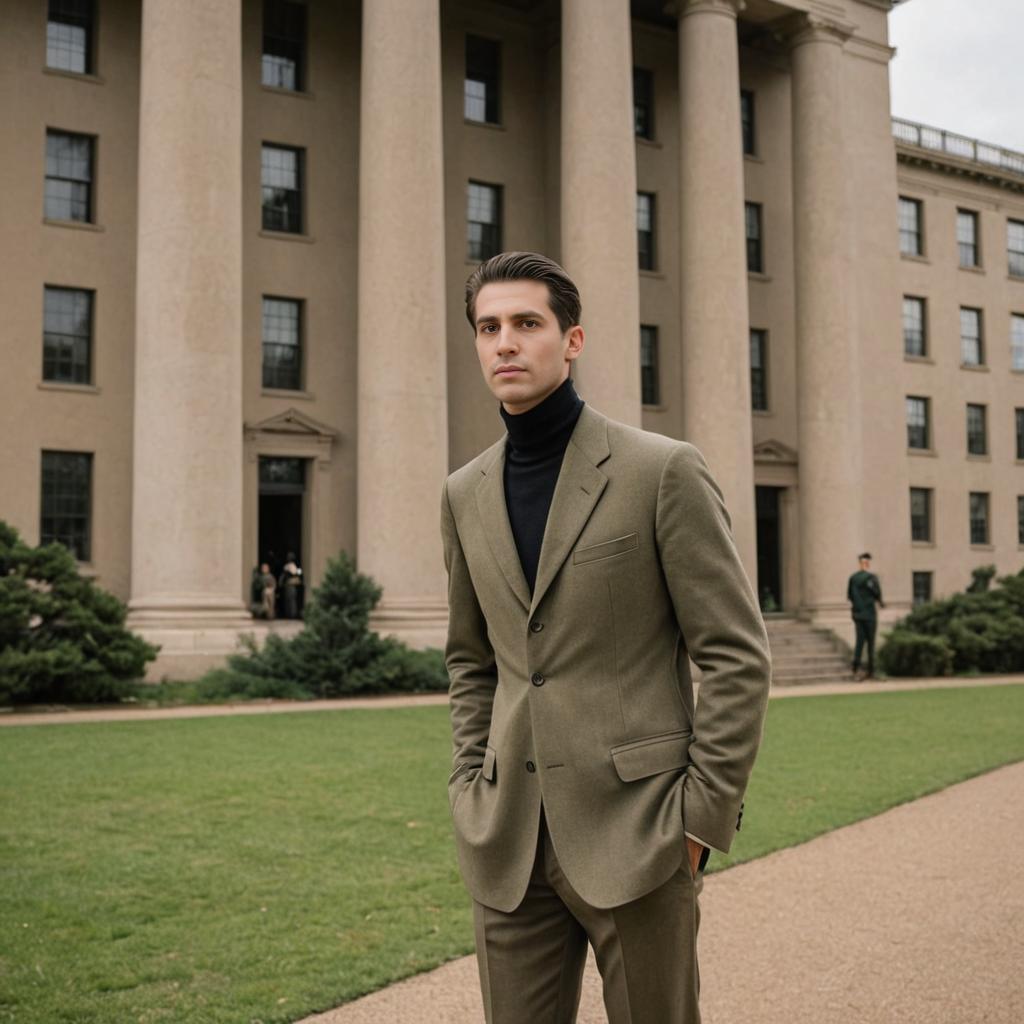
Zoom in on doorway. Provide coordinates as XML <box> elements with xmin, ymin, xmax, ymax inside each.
<box><xmin>258</xmin><ymin>456</ymin><xmax>307</xmax><ymax>618</ymax></box>
<box><xmin>755</xmin><ymin>485</ymin><xmax>783</xmax><ymax>612</ymax></box>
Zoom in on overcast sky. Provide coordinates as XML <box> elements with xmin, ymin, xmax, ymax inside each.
<box><xmin>888</xmin><ymin>0</ymin><xmax>1024</xmax><ymax>153</ymax></box>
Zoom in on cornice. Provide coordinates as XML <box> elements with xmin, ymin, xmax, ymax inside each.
<box><xmin>896</xmin><ymin>146</ymin><xmax>1024</xmax><ymax>197</ymax></box>
<box><xmin>775</xmin><ymin>11</ymin><xmax>856</xmax><ymax>48</ymax></box>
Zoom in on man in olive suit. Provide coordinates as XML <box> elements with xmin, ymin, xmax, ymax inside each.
<box><xmin>441</xmin><ymin>252</ymin><xmax>772</xmax><ymax>1023</ymax></box>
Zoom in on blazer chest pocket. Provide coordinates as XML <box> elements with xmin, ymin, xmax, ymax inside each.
<box><xmin>573</xmin><ymin>532</ymin><xmax>638</xmax><ymax>566</ymax></box>
<box><xmin>610</xmin><ymin>729</ymin><xmax>692</xmax><ymax>782</ymax></box>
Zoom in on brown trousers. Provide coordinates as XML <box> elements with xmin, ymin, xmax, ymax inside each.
<box><xmin>472</xmin><ymin>807</ymin><xmax>703</xmax><ymax>1024</ymax></box>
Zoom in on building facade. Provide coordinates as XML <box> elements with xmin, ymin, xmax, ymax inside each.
<box><xmin>2</xmin><ymin>0</ymin><xmax>1023</xmax><ymax>679</ymax></box>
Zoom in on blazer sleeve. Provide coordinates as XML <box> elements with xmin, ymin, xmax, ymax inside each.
<box><xmin>441</xmin><ymin>479</ymin><xmax>498</xmax><ymax>806</ymax></box>
<box><xmin>655</xmin><ymin>443</ymin><xmax>772</xmax><ymax>853</ymax></box>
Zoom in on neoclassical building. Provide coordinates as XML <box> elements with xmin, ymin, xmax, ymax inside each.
<box><xmin>2</xmin><ymin>0</ymin><xmax>1023</xmax><ymax>679</ymax></box>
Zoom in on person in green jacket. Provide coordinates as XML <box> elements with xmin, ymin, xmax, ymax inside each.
<box><xmin>847</xmin><ymin>552</ymin><xmax>885</xmax><ymax>680</ymax></box>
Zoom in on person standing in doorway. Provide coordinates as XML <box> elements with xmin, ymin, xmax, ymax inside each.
<box><xmin>440</xmin><ymin>252</ymin><xmax>771</xmax><ymax>1023</ymax></box>
<box><xmin>847</xmin><ymin>552</ymin><xmax>885</xmax><ymax>680</ymax></box>
<box><xmin>259</xmin><ymin>562</ymin><xmax>276</xmax><ymax>620</ymax></box>
<box><xmin>279</xmin><ymin>552</ymin><xmax>303</xmax><ymax>619</ymax></box>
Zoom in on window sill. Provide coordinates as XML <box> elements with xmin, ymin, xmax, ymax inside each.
<box><xmin>261</xmin><ymin>388</ymin><xmax>315</xmax><ymax>401</ymax></box>
<box><xmin>911</xmin><ymin>540</ymin><xmax>936</xmax><ymax>548</ymax></box>
<box><xmin>638</xmin><ymin>269</ymin><xmax>665</xmax><ymax>280</ymax></box>
<box><xmin>959</xmin><ymin>264</ymin><xmax>985</xmax><ymax>274</ymax></box>
<box><xmin>900</xmin><ymin>253</ymin><xmax>930</xmax><ymax>264</ymax></box>
<box><xmin>959</xmin><ymin>363</ymin><xmax>989</xmax><ymax>372</ymax></box>
<box><xmin>743</xmin><ymin>153</ymin><xmax>764</xmax><ymax>164</ymax></box>
<box><xmin>970</xmin><ymin>544</ymin><xmax>995</xmax><ymax>551</ymax></box>
<box><xmin>259</xmin><ymin>230</ymin><xmax>314</xmax><ymax>244</ymax></box>
<box><xmin>636</xmin><ymin>136</ymin><xmax>662</xmax><ymax>150</ymax></box>
<box><xmin>907</xmin><ymin>448</ymin><xmax>937</xmax><ymax>457</ymax></box>
<box><xmin>464</xmin><ymin>118</ymin><xmax>505</xmax><ymax>132</ymax></box>
<box><xmin>967</xmin><ymin>453</ymin><xmax>991</xmax><ymax>462</ymax></box>
<box><xmin>76</xmin><ymin>563</ymin><xmax>98</xmax><ymax>578</ymax></box>
<box><xmin>42</xmin><ymin>67</ymin><xmax>105</xmax><ymax>85</ymax></box>
<box><xmin>260</xmin><ymin>85</ymin><xmax>314</xmax><ymax>99</ymax></box>
<box><xmin>1008</xmin><ymin>274</ymin><xmax>1024</xmax><ymax>284</ymax></box>
<box><xmin>752</xmin><ymin>408</ymin><xmax>772</xmax><ymax>417</ymax></box>
<box><xmin>38</xmin><ymin>381</ymin><xmax>101</xmax><ymax>394</ymax></box>
<box><xmin>43</xmin><ymin>218</ymin><xmax>104</xmax><ymax>232</ymax></box>
<box><xmin>748</xmin><ymin>271</ymin><xmax>772</xmax><ymax>282</ymax></box>
<box><xmin>642</xmin><ymin>403</ymin><xmax>666</xmax><ymax>412</ymax></box>
<box><xmin>904</xmin><ymin>354</ymin><xmax>934</xmax><ymax>364</ymax></box>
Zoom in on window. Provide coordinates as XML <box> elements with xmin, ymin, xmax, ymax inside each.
<box><xmin>750</xmin><ymin>328</ymin><xmax>768</xmax><ymax>411</ymax></box>
<box><xmin>969</xmin><ymin>491</ymin><xmax>989</xmax><ymax>545</ymax></box>
<box><xmin>1009</xmin><ymin>219</ymin><xmax>1024</xmax><ymax>278</ymax></box>
<box><xmin>262</xmin><ymin>297</ymin><xmax>302</xmax><ymax>391</ymax></box>
<box><xmin>960</xmin><ymin>307</ymin><xmax>983</xmax><ymax>366</ymax></box>
<box><xmin>903</xmin><ymin>296</ymin><xmax>926</xmax><ymax>357</ymax></box>
<box><xmin>906</xmin><ymin>396</ymin><xmax>930</xmax><ymax>450</ymax></box>
<box><xmin>957</xmin><ymin>209</ymin><xmax>979</xmax><ymax>268</ymax></box>
<box><xmin>899</xmin><ymin>196</ymin><xmax>923</xmax><ymax>256</ymax></box>
<box><xmin>43</xmin><ymin>286</ymin><xmax>92</xmax><ymax>384</ymax></box>
<box><xmin>45</xmin><ymin>130</ymin><xmax>93</xmax><ymax>222</ymax></box>
<box><xmin>465</xmin><ymin>35</ymin><xmax>500</xmax><ymax>124</ymax></box>
<box><xmin>1016</xmin><ymin>409</ymin><xmax>1024</xmax><ymax>460</ymax></box>
<box><xmin>640</xmin><ymin>325</ymin><xmax>659</xmax><ymax>406</ymax></box>
<box><xmin>912</xmin><ymin>571</ymin><xmax>933</xmax><ymax>607</ymax></box>
<box><xmin>633</xmin><ymin>67</ymin><xmax>654</xmax><ymax>140</ymax></box>
<box><xmin>966</xmin><ymin>403</ymin><xmax>987</xmax><ymax>456</ymax></box>
<box><xmin>40</xmin><ymin>451</ymin><xmax>92</xmax><ymax>561</ymax></box>
<box><xmin>262</xmin><ymin>0</ymin><xmax>307</xmax><ymax>91</ymax></box>
<box><xmin>745</xmin><ymin>202</ymin><xmax>763</xmax><ymax>272</ymax></box>
<box><xmin>910</xmin><ymin>487</ymin><xmax>932</xmax><ymax>542</ymax></box>
<box><xmin>467</xmin><ymin>181</ymin><xmax>502</xmax><ymax>261</ymax></box>
<box><xmin>261</xmin><ymin>144</ymin><xmax>304</xmax><ymax>233</ymax></box>
<box><xmin>637</xmin><ymin>192</ymin><xmax>655</xmax><ymax>271</ymax></box>
<box><xmin>740</xmin><ymin>89</ymin><xmax>755</xmax><ymax>156</ymax></box>
<box><xmin>1018</xmin><ymin>496</ymin><xmax>1024</xmax><ymax>545</ymax></box>
<box><xmin>47</xmin><ymin>0</ymin><xmax>93</xmax><ymax>74</ymax></box>
<box><xmin>1013</xmin><ymin>314</ymin><xmax>1024</xmax><ymax>371</ymax></box>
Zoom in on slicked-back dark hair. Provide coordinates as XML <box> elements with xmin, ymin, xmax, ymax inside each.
<box><xmin>465</xmin><ymin>251</ymin><xmax>581</xmax><ymax>334</ymax></box>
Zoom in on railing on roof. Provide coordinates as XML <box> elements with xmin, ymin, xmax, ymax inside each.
<box><xmin>892</xmin><ymin>118</ymin><xmax>1024</xmax><ymax>178</ymax></box>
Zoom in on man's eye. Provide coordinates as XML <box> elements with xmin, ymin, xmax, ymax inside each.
<box><xmin>521</xmin><ymin>320</ymin><xmax>538</xmax><ymax>328</ymax></box>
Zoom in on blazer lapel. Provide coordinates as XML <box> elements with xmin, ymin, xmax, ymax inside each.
<box><xmin>475</xmin><ymin>440</ymin><xmax>531</xmax><ymax>612</ymax></box>
<box><xmin>529</xmin><ymin>406</ymin><xmax>610</xmax><ymax>617</ymax></box>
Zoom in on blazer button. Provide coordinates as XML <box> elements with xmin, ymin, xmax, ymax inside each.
<box><xmin>531</xmin><ymin>672</ymin><xmax>545</xmax><ymax>686</ymax></box>
<box><xmin>530</xmin><ymin>621</ymin><xmax>544</xmax><ymax>633</ymax></box>
<box><xmin>526</xmin><ymin>760</ymin><xmax>536</xmax><ymax>772</ymax></box>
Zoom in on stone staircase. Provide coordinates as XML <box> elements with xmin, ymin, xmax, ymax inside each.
<box><xmin>764</xmin><ymin>614</ymin><xmax>852</xmax><ymax>686</ymax></box>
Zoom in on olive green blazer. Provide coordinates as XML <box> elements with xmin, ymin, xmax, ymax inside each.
<box><xmin>441</xmin><ymin>405</ymin><xmax>771</xmax><ymax>912</ymax></box>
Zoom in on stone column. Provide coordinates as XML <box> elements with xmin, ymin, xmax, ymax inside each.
<box><xmin>787</xmin><ymin>14</ymin><xmax>859</xmax><ymax>624</ymax></box>
<box><xmin>561</xmin><ymin>0</ymin><xmax>642</xmax><ymax>427</ymax></box>
<box><xmin>676</xmin><ymin>0</ymin><xmax>758</xmax><ymax>583</ymax></box>
<box><xmin>128</xmin><ymin>0</ymin><xmax>250</xmax><ymax>674</ymax></box>
<box><xmin>357</xmin><ymin>0</ymin><xmax>448</xmax><ymax>646</ymax></box>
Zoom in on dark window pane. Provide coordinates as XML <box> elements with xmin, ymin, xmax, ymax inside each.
<box><xmin>262</xmin><ymin>0</ymin><xmax>306</xmax><ymax>91</ymax></box>
<box><xmin>957</xmin><ymin>209</ymin><xmax>979</xmax><ymax>268</ymax></box>
<box><xmin>745</xmin><ymin>202</ymin><xmax>763</xmax><ymax>272</ymax></box>
<box><xmin>467</xmin><ymin>182</ymin><xmax>502</xmax><ymax>261</ymax></box>
<box><xmin>1018</xmin><ymin>496</ymin><xmax>1024</xmax><ymax>545</ymax></box>
<box><xmin>750</xmin><ymin>328</ymin><xmax>768</xmax><ymax>411</ymax></box>
<box><xmin>903</xmin><ymin>296</ymin><xmax>926</xmax><ymax>357</ymax></box>
<box><xmin>640</xmin><ymin>324</ymin><xmax>659</xmax><ymax>406</ymax></box>
<box><xmin>43</xmin><ymin>286</ymin><xmax>92</xmax><ymax>384</ymax></box>
<box><xmin>741</xmin><ymin>89</ymin><xmax>755</xmax><ymax>156</ymax></box>
<box><xmin>47</xmin><ymin>0</ymin><xmax>93</xmax><ymax>74</ymax></box>
<box><xmin>637</xmin><ymin>192</ymin><xmax>655</xmax><ymax>271</ymax></box>
<box><xmin>910</xmin><ymin>487</ymin><xmax>931</xmax><ymax>542</ymax></box>
<box><xmin>1016</xmin><ymin>409</ymin><xmax>1024</xmax><ymax>460</ymax></box>
<box><xmin>259</xmin><ymin>456</ymin><xmax>304</xmax><ymax>487</ymax></box>
<box><xmin>907</xmin><ymin>396</ymin><xmax>929</xmax><ymax>450</ymax></box>
<box><xmin>966</xmin><ymin>403</ymin><xmax>987</xmax><ymax>455</ymax></box>
<box><xmin>634</xmin><ymin>67</ymin><xmax>654</xmax><ymax>140</ymax></box>
<box><xmin>912</xmin><ymin>571</ymin><xmax>932</xmax><ymax>607</ymax></box>
<box><xmin>969</xmin><ymin>492</ymin><xmax>989</xmax><ymax>545</ymax></box>
<box><xmin>1012</xmin><ymin>315</ymin><xmax>1024</xmax><ymax>371</ymax></box>
<box><xmin>465</xmin><ymin>35</ymin><xmax>500</xmax><ymax>124</ymax></box>
<box><xmin>40</xmin><ymin>450</ymin><xmax>92</xmax><ymax>561</ymax></box>
<box><xmin>45</xmin><ymin>130</ymin><xmax>93</xmax><ymax>222</ymax></box>
<box><xmin>899</xmin><ymin>196</ymin><xmax>922</xmax><ymax>256</ymax></box>
<box><xmin>1009</xmin><ymin>219</ymin><xmax>1024</xmax><ymax>278</ymax></box>
<box><xmin>262</xmin><ymin>297</ymin><xmax>302</xmax><ymax>390</ymax></box>
<box><xmin>261</xmin><ymin>144</ymin><xmax>303</xmax><ymax>233</ymax></box>
<box><xmin>960</xmin><ymin>307</ymin><xmax>983</xmax><ymax>366</ymax></box>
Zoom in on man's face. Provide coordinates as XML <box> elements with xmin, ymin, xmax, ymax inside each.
<box><xmin>860</xmin><ymin>558</ymin><xmax>871</xmax><ymax>571</ymax></box>
<box><xmin>472</xmin><ymin>280</ymin><xmax>584</xmax><ymax>415</ymax></box>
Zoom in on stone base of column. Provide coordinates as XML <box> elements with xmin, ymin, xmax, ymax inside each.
<box><xmin>369</xmin><ymin>597</ymin><xmax>449</xmax><ymax>651</ymax></box>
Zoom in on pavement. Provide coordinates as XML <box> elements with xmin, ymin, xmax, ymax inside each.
<box><xmin>2</xmin><ymin>673</ymin><xmax>1023</xmax><ymax>727</ymax></box>
<box><xmin>299</xmin><ymin>760</ymin><xmax>1024</xmax><ymax>1024</ymax></box>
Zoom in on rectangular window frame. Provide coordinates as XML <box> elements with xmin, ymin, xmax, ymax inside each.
<box><xmin>740</xmin><ymin>89</ymin><xmax>755</xmax><ymax>156</ymax></box>
<box><xmin>906</xmin><ymin>395</ymin><xmax>930</xmax><ymax>451</ymax></box>
<box><xmin>42</xmin><ymin>285</ymin><xmax>94</xmax><ymax>385</ymax></box>
<box><xmin>40</xmin><ymin>450</ymin><xmax>93</xmax><ymax>562</ymax></box>
<box><xmin>467</xmin><ymin>180</ymin><xmax>503</xmax><ymax>262</ymax></box>
<box><xmin>745</xmin><ymin>201</ymin><xmax>763</xmax><ymax>273</ymax></box>
<box><xmin>640</xmin><ymin>324</ymin><xmax>659</xmax><ymax>407</ymax></box>
<box><xmin>959</xmin><ymin>306</ymin><xmax>984</xmax><ymax>367</ymax></box>
<box><xmin>261</xmin><ymin>143</ymin><xmax>305</xmax><ymax>235</ymax></box>
<box><xmin>46</xmin><ymin>0</ymin><xmax>94</xmax><ymax>75</ymax></box>
<box><xmin>465</xmin><ymin>34</ymin><xmax>501</xmax><ymax>126</ymax></box>
<box><xmin>956</xmin><ymin>208</ymin><xmax>980</xmax><ymax>268</ymax></box>
<box><xmin>261</xmin><ymin>295</ymin><xmax>304</xmax><ymax>392</ymax></box>
<box><xmin>902</xmin><ymin>295</ymin><xmax>927</xmax><ymax>358</ymax></box>
<box><xmin>261</xmin><ymin>0</ymin><xmax>308</xmax><ymax>92</ymax></box>
<box><xmin>910</xmin><ymin>487</ymin><xmax>932</xmax><ymax>543</ymax></box>
<box><xmin>1008</xmin><ymin>219</ymin><xmax>1024</xmax><ymax>278</ymax></box>
<box><xmin>966</xmin><ymin>403</ymin><xmax>988</xmax><ymax>456</ymax></box>
<box><xmin>750</xmin><ymin>328</ymin><xmax>768</xmax><ymax>411</ymax></box>
<box><xmin>899</xmin><ymin>196</ymin><xmax>923</xmax><ymax>257</ymax></box>
<box><xmin>969</xmin><ymin>491</ymin><xmax>990</xmax><ymax>546</ymax></box>
<box><xmin>637</xmin><ymin>192</ymin><xmax>656</xmax><ymax>272</ymax></box>
<box><xmin>911</xmin><ymin>571</ymin><xmax>933</xmax><ymax>607</ymax></box>
<box><xmin>1012</xmin><ymin>313</ymin><xmax>1024</xmax><ymax>371</ymax></box>
<box><xmin>45</xmin><ymin>129</ymin><xmax>95</xmax><ymax>224</ymax></box>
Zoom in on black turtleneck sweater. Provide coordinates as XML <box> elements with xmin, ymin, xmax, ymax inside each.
<box><xmin>499</xmin><ymin>377</ymin><xmax>585</xmax><ymax>593</ymax></box>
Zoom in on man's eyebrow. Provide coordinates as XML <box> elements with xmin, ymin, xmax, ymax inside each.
<box><xmin>475</xmin><ymin>309</ymin><xmax>548</xmax><ymax>327</ymax></box>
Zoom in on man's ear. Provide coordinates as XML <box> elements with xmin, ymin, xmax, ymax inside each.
<box><xmin>565</xmin><ymin>324</ymin><xmax>585</xmax><ymax>363</ymax></box>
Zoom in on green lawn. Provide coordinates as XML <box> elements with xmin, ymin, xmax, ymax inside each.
<box><xmin>1</xmin><ymin>684</ymin><xmax>1022</xmax><ymax>1024</ymax></box>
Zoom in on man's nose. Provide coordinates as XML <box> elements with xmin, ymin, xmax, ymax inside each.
<box><xmin>496</xmin><ymin>327</ymin><xmax>518</xmax><ymax>353</ymax></box>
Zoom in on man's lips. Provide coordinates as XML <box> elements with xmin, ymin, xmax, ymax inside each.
<box><xmin>494</xmin><ymin>366</ymin><xmax>526</xmax><ymax>376</ymax></box>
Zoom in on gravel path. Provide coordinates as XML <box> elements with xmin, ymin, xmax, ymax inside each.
<box><xmin>3</xmin><ymin>675</ymin><xmax>1023</xmax><ymax>727</ymax></box>
<box><xmin>300</xmin><ymin>761</ymin><xmax>1024</xmax><ymax>1024</ymax></box>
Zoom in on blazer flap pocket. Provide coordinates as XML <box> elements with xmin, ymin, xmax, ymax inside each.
<box><xmin>573</xmin><ymin>532</ymin><xmax>639</xmax><ymax>565</ymax></box>
<box><xmin>610</xmin><ymin>730</ymin><xmax>692</xmax><ymax>782</ymax></box>
<box><xmin>482</xmin><ymin>746</ymin><xmax>496</xmax><ymax>782</ymax></box>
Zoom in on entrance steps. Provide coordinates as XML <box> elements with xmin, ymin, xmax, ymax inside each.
<box><xmin>764</xmin><ymin>615</ymin><xmax>853</xmax><ymax>686</ymax></box>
